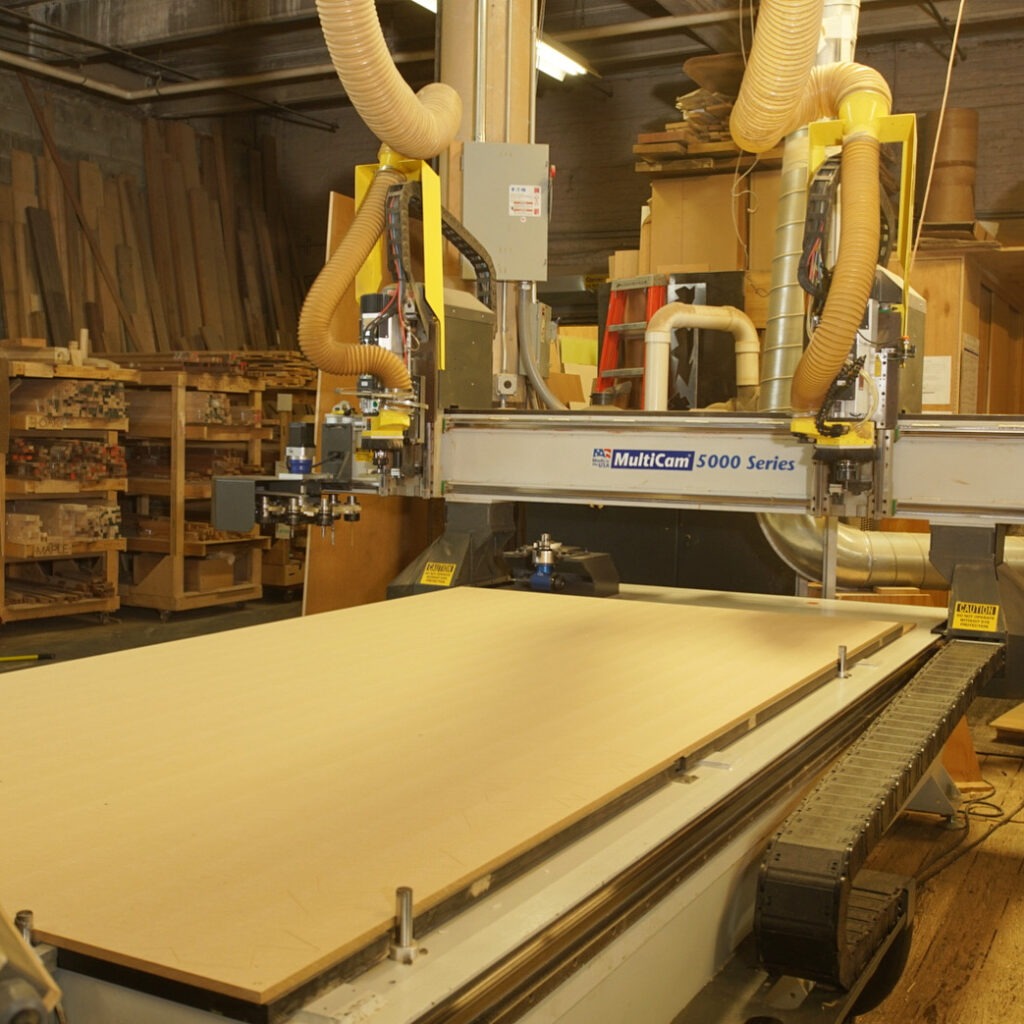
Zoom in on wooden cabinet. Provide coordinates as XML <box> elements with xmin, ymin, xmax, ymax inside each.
<box><xmin>912</xmin><ymin>249</ymin><xmax>1024</xmax><ymax>413</ymax></box>
<box><xmin>119</xmin><ymin>370</ymin><xmax>271</xmax><ymax>615</ymax></box>
<box><xmin>1</xmin><ymin>359</ymin><xmax>138</xmax><ymax>622</ymax></box>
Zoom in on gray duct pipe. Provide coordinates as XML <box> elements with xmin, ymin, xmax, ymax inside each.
<box><xmin>760</xmin><ymin>514</ymin><xmax>1024</xmax><ymax>588</ymax></box>
<box><xmin>758</xmin><ymin>129</ymin><xmax>811</xmax><ymax>414</ymax></box>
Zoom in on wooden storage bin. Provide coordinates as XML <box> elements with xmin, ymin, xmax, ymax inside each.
<box><xmin>119</xmin><ymin>370</ymin><xmax>271</xmax><ymax>616</ymax></box>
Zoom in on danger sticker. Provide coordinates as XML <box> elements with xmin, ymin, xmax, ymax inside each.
<box><xmin>508</xmin><ymin>184</ymin><xmax>542</xmax><ymax>218</ymax></box>
<box><xmin>951</xmin><ymin>600</ymin><xmax>1001</xmax><ymax>633</ymax></box>
<box><xmin>420</xmin><ymin>561</ymin><xmax>457</xmax><ymax>587</ymax></box>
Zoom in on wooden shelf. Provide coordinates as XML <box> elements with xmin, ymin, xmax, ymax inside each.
<box><xmin>6</xmin><ymin>477</ymin><xmax>127</xmax><ymax>496</ymax></box>
<box><xmin>6</xmin><ymin>538</ymin><xmax>126</xmax><ymax>559</ymax></box>
<box><xmin>126</xmin><ymin>535</ymin><xmax>269</xmax><ymax>557</ymax></box>
<box><xmin>4</xmin><ymin>361</ymin><xmax>141</xmax><ymax>383</ymax></box>
<box><xmin>0</xmin><ymin>595</ymin><xmax>119</xmax><ymax>622</ymax></box>
<box><xmin>127</xmin><ymin>477</ymin><xmax>211</xmax><ymax>499</ymax></box>
<box><xmin>9</xmin><ymin>414</ymin><xmax>129</xmax><ymax>432</ymax></box>
<box><xmin>120</xmin><ymin>374</ymin><xmax>266</xmax><ymax>611</ymax></box>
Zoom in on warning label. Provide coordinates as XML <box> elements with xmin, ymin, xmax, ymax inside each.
<box><xmin>420</xmin><ymin>561</ymin><xmax>457</xmax><ymax>587</ymax></box>
<box><xmin>951</xmin><ymin>600</ymin><xmax>1001</xmax><ymax>633</ymax></box>
<box><xmin>508</xmin><ymin>184</ymin><xmax>543</xmax><ymax>218</ymax></box>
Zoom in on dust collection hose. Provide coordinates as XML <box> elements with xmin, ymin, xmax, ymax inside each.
<box><xmin>730</xmin><ymin>0</ymin><xmax>892</xmax><ymax>412</ymax></box>
<box><xmin>298</xmin><ymin>167</ymin><xmax>413</xmax><ymax>389</ymax></box>
<box><xmin>299</xmin><ymin>0</ymin><xmax>464</xmax><ymax>383</ymax></box>
<box><xmin>316</xmin><ymin>0</ymin><xmax>462</xmax><ymax>159</ymax></box>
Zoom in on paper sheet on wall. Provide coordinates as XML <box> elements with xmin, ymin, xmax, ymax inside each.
<box><xmin>923</xmin><ymin>354</ymin><xmax>952</xmax><ymax>406</ymax></box>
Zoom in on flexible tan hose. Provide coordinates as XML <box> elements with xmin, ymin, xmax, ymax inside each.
<box><xmin>316</xmin><ymin>0</ymin><xmax>462</xmax><ymax>159</ymax></box>
<box><xmin>298</xmin><ymin>167</ymin><xmax>413</xmax><ymax>390</ymax></box>
<box><xmin>790</xmin><ymin>134</ymin><xmax>880</xmax><ymax>410</ymax></box>
<box><xmin>729</xmin><ymin>0</ymin><xmax>824</xmax><ymax>155</ymax></box>
<box><xmin>733</xmin><ymin>0</ymin><xmax>893</xmax><ymax>414</ymax></box>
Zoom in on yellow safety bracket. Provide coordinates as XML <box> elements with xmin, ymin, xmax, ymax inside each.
<box><xmin>354</xmin><ymin>154</ymin><xmax>447</xmax><ymax>371</ymax></box>
<box><xmin>808</xmin><ymin>112</ymin><xmax>917</xmax><ymax>336</ymax></box>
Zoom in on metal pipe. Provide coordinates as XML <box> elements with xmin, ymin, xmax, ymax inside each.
<box><xmin>758</xmin><ymin>129</ymin><xmax>810</xmax><ymax>413</ymax></box>
<box><xmin>475</xmin><ymin>0</ymin><xmax>487</xmax><ymax>142</ymax></box>
<box><xmin>760</xmin><ymin>514</ymin><xmax>1024</xmax><ymax>588</ymax></box>
<box><xmin>518</xmin><ymin>281</ymin><xmax>566</xmax><ymax>410</ymax></box>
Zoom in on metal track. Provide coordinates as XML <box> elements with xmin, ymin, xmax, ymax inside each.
<box><xmin>756</xmin><ymin>639</ymin><xmax>1004</xmax><ymax>991</ymax></box>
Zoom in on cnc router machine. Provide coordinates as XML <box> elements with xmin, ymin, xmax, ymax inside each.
<box><xmin>3</xmin><ymin>1</ymin><xmax>1024</xmax><ymax>1023</ymax></box>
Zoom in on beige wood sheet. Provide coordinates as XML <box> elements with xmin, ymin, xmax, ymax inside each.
<box><xmin>0</xmin><ymin>588</ymin><xmax>904</xmax><ymax>1004</ymax></box>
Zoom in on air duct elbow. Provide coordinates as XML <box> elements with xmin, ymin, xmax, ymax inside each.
<box><xmin>298</xmin><ymin>167</ymin><xmax>413</xmax><ymax>391</ymax></box>
<box><xmin>759</xmin><ymin>514</ymin><xmax>948</xmax><ymax>589</ymax></box>
<box><xmin>644</xmin><ymin>303</ymin><xmax>761</xmax><ymax>411</ymax></box>
<box><xmin>316</xmin><ymin>0</ymin><xmax>462</xmax><ymax>160</ymax></box>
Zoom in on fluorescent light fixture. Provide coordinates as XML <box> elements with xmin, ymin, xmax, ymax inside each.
<box><xmin>406</xmin><ymin>2</ymin><xmax>592</xmax><ymax>81</ymax></box>
<box><xmin>536</xmin><ymin>38</ymin><xmax>588</xmax><ymax>81</ymax></box>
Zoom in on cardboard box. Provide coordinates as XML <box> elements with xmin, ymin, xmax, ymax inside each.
<box><xmin>607</xmin><ymin>250</ymin><xmax>640</xmax><ymax>280</ymax></box>
<box><xmin>185</xmin><ymin>554</ymin><xmax>235</xmax><ymax>592</ymax></box>
<box><xmin>650</xmin><ymin>177</ymin><xmax>745</xmax><ymax>274</ymax></box>
<box><xmin>544</xmin><ymin>372</ymin><xmax>586</xmax><ymax>405</ymax></box>
<box><xmin>748</xmin><ymin>168</ymin><xmax>783</xmax><ymax>273</ymax></box>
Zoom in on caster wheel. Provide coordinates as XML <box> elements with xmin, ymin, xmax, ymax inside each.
<box><xmin>159</xmin><ymin>610</ymin><xmax>172</xmax><ymax>623</ymax></box>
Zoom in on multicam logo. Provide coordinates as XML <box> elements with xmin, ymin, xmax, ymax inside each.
<box><xmin>592</xmin><ymin>448</ymin><xmax>695</xmax><ymax>471</ymax></box>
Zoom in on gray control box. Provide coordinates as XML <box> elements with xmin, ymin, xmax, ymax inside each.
<box><xmin>462</xmin><ymin>142</ymin><xmax>549</xmax><ymax>282</ymax></box>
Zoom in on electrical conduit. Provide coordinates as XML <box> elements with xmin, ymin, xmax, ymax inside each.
<box><xmin>643</xmin><ymin>303</ymin><xmax>760</xmax><ymax>412</ymax></box>
<box><xmin>298</xmin><ymin>0</ymin><xmax>464</xmax><ymax>384</ymax></box>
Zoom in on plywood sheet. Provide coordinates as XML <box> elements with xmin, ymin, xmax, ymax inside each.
<box><xmin>0</xmin><ymin>588</ymin><xmax>904</xmax><ymax>1006</ymax></box>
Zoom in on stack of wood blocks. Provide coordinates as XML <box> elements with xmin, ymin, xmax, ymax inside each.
<box><xmin>8</xmin><ymin>437</ymin><xmax>127</xmax><ymax>485</ymax></box>
<box><xmin>0</xmin><ymin>105</ymin><xmax>302</xmax><ymax>354</ymax></box>
<box><xmin>7</xmin><ymin>502</ymin><xmax>121</xmax><ymax>547</ymax></box>
<box><xmin>112</xmin><ymin>350</ymin><xmax>318</xmax><ymax>389</ymax></box>
<box><xmin>6</xmin><ymin>562</ymin><xmax>115</xmax><ymax>604</ymax></box>
<box><xmin>9</xmin><ymin>378</ymin><xmax>127</xmax><ymax>422</ymax></box>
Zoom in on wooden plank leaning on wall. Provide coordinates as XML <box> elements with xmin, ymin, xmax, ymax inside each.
<box><xmin>302</xmin><ymin>193</ymin><xmax>442</xmax><ymax>615</ymax></box>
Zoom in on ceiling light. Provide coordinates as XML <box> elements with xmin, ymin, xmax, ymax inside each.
<box><xmin>406</xmin><ymin>2</ymin><xmax>592</xmax><ymax>81</ymax></box>
<box><xmin>536</xmin><ymin>37</ymin><xmax>589</xmax><ymax>81</ymax></box>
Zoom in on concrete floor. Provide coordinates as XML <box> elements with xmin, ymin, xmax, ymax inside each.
<box><xmin>0</xmin><ymin>597</ymin><xmax>302</xmax><ymax>672</ymax></box>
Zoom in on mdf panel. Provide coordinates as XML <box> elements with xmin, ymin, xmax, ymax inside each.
<box><xmin>0</xmin><ymin>588</ymin><xmax>905</xmax><ymax>1006</ymax></box>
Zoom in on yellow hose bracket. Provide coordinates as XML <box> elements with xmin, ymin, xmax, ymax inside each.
<box><xmin>420</xmin><ymin>161</ymin><xmax>446</xmax><ymax>371</ymax></box>
<box><xmin>354</xmin><ymin>159</ymin><xmax>446</xmax><ymax>371</ymax></box>
<box><xmin>365</xmin><ymin>408</ymin><xmax>411</xmax><ymax>439</ymax></box>
<box><xmin>354</xmin><ymin>156</ymin><xmax>419</xmax><ymax>299</ymax></box>
<box><xmin>808</xmin><ymin>112</ymin><xmax>917</xmax><ymax>333</ymax></box>
<box><xmin>355</xmin><ymin>161</ymin><xmax>388</xmax><ymax>300</ymax></box>
<box><xmin>791</xmin><ymin>415</ymin><xmax>876</xmax><ymax>448</ymax></box>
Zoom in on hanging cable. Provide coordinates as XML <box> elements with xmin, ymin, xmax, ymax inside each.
<box><xmin>909</xmin><ymin>0</ymin><xmax>968</xmax><ymax>274</ymax></box>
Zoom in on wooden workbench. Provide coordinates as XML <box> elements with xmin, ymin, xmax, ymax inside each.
<box><xmin>0</xmin><ymin>588</ymin><xmax>904</xmax><ymax>1007</ymax></box>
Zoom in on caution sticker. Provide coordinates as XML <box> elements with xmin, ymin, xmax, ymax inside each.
<box><xmin>420</xmin><ymin>561</ymin><xmax>457</xmax><ymax>587</ymax></box>
<box><xmin>951</xmin><ymin>601</ymin><xmax>1001</xmax><ymax>633</ymax></box>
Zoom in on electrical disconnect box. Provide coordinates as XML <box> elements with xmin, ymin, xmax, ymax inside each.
<box><xmin>461</xmin><ymin>142</ymin><xmax>550</xmax><ymax>282</ymax></box>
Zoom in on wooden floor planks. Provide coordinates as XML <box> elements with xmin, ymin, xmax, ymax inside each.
<box><xmin>0</xmin><ymin>588</ymin><xmax>902</xmax><ymax>1005</ymax></box>
<box><xmin>862</xmin><ymin>748</ymin><xmax>1024</xmax><ymax>1024</ymax></box>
